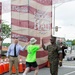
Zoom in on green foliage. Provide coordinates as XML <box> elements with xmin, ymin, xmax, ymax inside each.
<box><xmin>72</xmin><ymin>40</ymin><xmax>75</xmax><ymax>45</ymax></box>
<box><xmin>1</xmin><ymin>22</ymin><xmax>11</xmax><ymax>40</ymax></box>
<box><xmin>66</xmin><ymin>39</ymin><xmax>72</xmax><ymax>42</ymax></box>
<box><xmin>66</xmin><ymin>39</ymin><xmax>75</xmax><ymax>46</ymax></box>
<box><xmin>2</xmin><ymin>43</ymin><xmax>10</xmax><ymax>47</ymax></box>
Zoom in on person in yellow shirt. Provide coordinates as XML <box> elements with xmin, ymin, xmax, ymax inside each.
<box><xmin>23</xmin><ymin>38</ymin><xmax>42</xmax><ymax>75</ymax></box>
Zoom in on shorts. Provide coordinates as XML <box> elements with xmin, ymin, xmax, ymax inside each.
<box><xmin>26</xmin><ymin>61</ymin><xmax>38</xmax><ymax>68</ymax></box>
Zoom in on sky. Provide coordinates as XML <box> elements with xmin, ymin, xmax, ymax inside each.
<box><xmin>52</xmin><ymin>0</ymin><xmax>75</xmax><ymax>40</ymax></box>
<box><xmin>1</xmin><ymin>0</ymin><xmax>75</xmax><ymax>43</ymax></box>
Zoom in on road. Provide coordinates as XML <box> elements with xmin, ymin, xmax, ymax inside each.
<box><xmin>4</xmin><ymin>66</ymin><xmax>75</xmax><ymax>75</ymax></box>
<box><xmin>3</xmin><ymin>50</ymin><xmax>75</xmax><ymax>75</ymax></box>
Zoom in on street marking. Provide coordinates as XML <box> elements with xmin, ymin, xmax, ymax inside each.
<box><xmin>62</xmin><ymin>65</ymin><xmax>75</xmax><ymax>68</ymax></box>
<box><xmin>64</xmin><ymin>71</ymin><xmax>75</xmax><ymax>75</ymax></box>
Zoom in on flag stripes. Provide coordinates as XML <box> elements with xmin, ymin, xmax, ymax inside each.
<box><xmin>11</xmin><ymin>0</ymin><xmax>52</xmax><ymax>68</ymax></box>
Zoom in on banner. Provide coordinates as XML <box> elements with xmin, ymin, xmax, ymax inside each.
<box><xmin>1</xmin><ymin>0</ymin><xmax>75</xmax><ymax>13</ymax></box>
<box><xmin>11</xmin><ymin>0</ymin><xmax>52</xmax><ymax>68</ymax></box>
<box><xmin>0</xmin><ymin>2</ymin><xmax>2</xmax><ymax>57</ymax></box>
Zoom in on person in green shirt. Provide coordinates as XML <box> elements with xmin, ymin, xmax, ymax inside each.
<box><xmin>23</xmin><ymin>38</ymin><xmax>42</xmax><ymax>75</ymax></box>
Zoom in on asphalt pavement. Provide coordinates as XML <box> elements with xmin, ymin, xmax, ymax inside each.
<box><xmin>3</xmin><ymin>67</ymin><xmax>75</xmax><ymax>75</ymax></box>
<box><xmin>3</xmin><ymin>50</ymin><xmax>75</xmax><ymax>75</ymax></box>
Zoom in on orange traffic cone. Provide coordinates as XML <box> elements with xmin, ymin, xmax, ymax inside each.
<box><xmin>4</xmin><ymin>58</ymin><xmax>9</xmax><ymax>72</ymax></box>
<box><xmin>6</xmin><ymin>61</ymin><xmax>9</xmax><ymax>72</ymax></box>
<box><xmin>19</xmin><ymin>58</ymin><xmax>23</xmax><ymax>73</ymax></box>
<box><xmin>0</xmin><ymin>63</ymin><xmax>3</xmax><ymax>74</ymax></box>
<box><xmin>47</xmin><ymin>61</ymin><xmax>50</xmax><ymax>68</ymax></box>
<box><xmin>0</xmin><ymin>59</ymin><xmax>4</xmax><ymax>74</ymax></box>
<box><xmin>3</xmin><ymin>59</ymin><xmax>7</xmax><ymax>73</ymax></box>
<box><xmin>12</xmin><ymin>65</ymin><xmax>16</xmax><ymax>74</ymax></box>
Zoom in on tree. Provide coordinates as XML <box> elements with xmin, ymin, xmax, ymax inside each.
<box><xmin>2</xmin><ymin>43</ymin><xmax>10</xmax><ymax>47</ymax></box>
<box><xmin>1</xmin><ymin>22</ymin><xmax>11</xmax><ymax>56</ymax></box>
<box><xmin>72</xmin><ymin>40</ymin><xmax>75</xmax><ymax>45</ymax></box>
<box><xmin>1</xmin><ymin>22</ymin><xmax>11</xmax><ymax>41</ymax></box>
<box><xmin>66</xmin><ymin>39</ymin><xmax>75</xmax><ymax>46</ymax></box>
<box><xmin>66</xmin><ymin>40</ymin><xmax>72</xmax><ymax>46</ymax></box>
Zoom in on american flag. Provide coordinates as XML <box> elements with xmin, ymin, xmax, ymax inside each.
<box><xmin>1</xmin><ymin>0</ymin><xmax>75</xmax><ymax>13</ymax></box>
<box><xmin>11</xmin><ymin>0</ymin><xmax>52</xmax><ymax>68</ymax></box>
